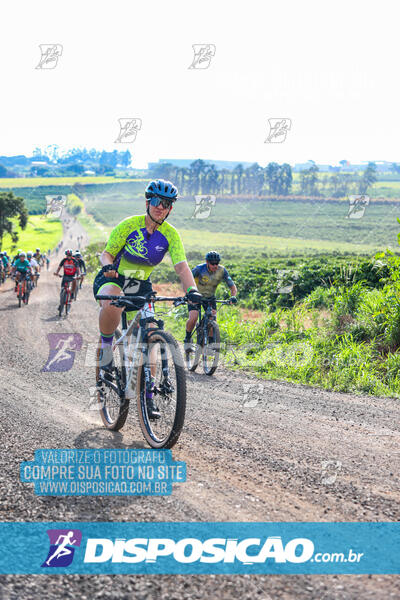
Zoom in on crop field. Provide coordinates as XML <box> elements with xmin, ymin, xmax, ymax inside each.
<box><xmin>79</xmin><ymin>193</ymin><xmax>400</xmax><ymax>251</ymax></box>
<box><xmin>0</xmin><ymin>176</ymin><xmax>146</xmax><ymax>188</ymax></box>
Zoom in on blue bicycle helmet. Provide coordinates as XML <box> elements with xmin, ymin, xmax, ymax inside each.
<box><xmin>145</xmin><ymin>179</ymin><xmax>178</xmax><ymax>201</ymax></box>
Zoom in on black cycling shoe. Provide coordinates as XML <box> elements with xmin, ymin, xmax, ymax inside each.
<box><xmin>146</xmin><ymin>397</ymin><xmax>161</xmax><ymax>420</ymax></box>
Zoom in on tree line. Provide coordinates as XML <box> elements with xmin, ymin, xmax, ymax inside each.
<box><xmin>150</xmin><ymin>160</ymin><xmax>378</xmax><ymax>197</ymax></box>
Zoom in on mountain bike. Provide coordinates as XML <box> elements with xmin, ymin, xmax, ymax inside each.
<box><xmin>185</xmin><ymin>296</ymin><xmax>232</xmax><ymax>376</ymax></box>
<box><xmin>57</xmin><ymin>275</ymin><xmax>77</xmax><ymax>317</ymax></box>
<box><xmin>95</xmin><ymin>292</ymin><xmax>188</xmax><ymax>449</ymax></box>
<box><xmin>16</xmin><ymin>273</ymin><xmax>30</xmax><ymax>307</ymax></box>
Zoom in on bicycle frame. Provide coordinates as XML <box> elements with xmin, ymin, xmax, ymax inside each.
<box><xmin>195</xmin><ymin>298</ymin><xmax>222</xmax><ymax>340</ymax></box>
<box><xmin>97</xmin><ymin>293</ymin><xmax>186</xmax><ymax>398</ymax></box>
<box><xmin>113</xmin><ymin>301</ymin><xmax>160</xmax><ymax>398</ymax></box>
<box><xmin>63</xmin><ymin>279</ymin><xmax>73</xmax><ymax>304</ymax></box>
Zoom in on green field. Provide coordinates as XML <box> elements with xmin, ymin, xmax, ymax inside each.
<box><xmin>2</xmin><ymin>180</ymin><xmax>147</xmax><ymax>215</ymax></box>
<box><xmin>178</xmin><ymin>229</ymin><xmax>380</xmax><ymax>255</ymax></box>
<box><xmin>79</xmin><ymin>193</ymin><xmax>400</xmax><ymax>251</ymax></box>
<box><xmin>1</xmin><ymin>216</ymin><xmax>63</xmax><ymax>254</ymax></box>
<box><xmin>0</xmin><ymin>176</ymin><xmax>146</xmax><ymax>188</ymax></box>
<box><xmin>76</xmin><ymin>212</ymin><xmax>108</xmax><ymax>244</ymax></box>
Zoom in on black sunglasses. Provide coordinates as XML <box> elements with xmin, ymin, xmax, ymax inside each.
<box><xmin>150</xmin><ymin>196</ymin><xmax>174</xmax><ymax>209</ymax></box>
<box><xmin>209</xmin><ymin>261</ymin><xmax>220</xmax><ymax>265</ymax></box>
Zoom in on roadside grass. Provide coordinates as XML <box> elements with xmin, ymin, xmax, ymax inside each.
<box><xmin>1</xmin><ymin>215</ymin><xmax>63</xmax><ymax>254</ymax></box>
<box><xmin>76</xmin><ymin>211</ymin><xmax>108</xmax><ymax>244</ymax></box>
<box><xmin>161</xmin><ymin>278</ymin><xmax>400</xmax><ymax>399</ymax></box>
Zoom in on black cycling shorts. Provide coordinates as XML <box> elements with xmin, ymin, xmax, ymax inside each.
<box><xmin>93</xmin><ymin>269</ymin><xmax>153</xmax><ymax>310</ymax></box>
<box><xmin>61</xmin><ymin>275</ymin><xmax>75</xmax><ymax>287</ymax></box>
<box><xmin>188</xmin><ymin>296</ymin><xmax>216</xmax><ymax>313</ymax></box>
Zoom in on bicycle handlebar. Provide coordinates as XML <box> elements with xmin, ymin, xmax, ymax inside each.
<box><xmin>96</xmin><ymin>294</ymin><xmax>188</xmax><ymax>308</ymax></box>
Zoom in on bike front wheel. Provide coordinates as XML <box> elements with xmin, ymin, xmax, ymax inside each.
<box><xmin>184</xmin><ymin>327</ymin><xmax>202</xmax><ymax>372</ymax></box>
<box><xmin>59</xmin><ymin>289</ymin><xmax>66</xmax><ymax>317</ymax></box>
<box><xmin>136</xmin><ymin>330</ymin><xmax>186</xmax><ymax>449</ymax></box>
<box><xmin>65</xmin><ymin>290</ymin><xmax>71</xmax><ymax>315</ymax></box>
<box><xmin>203</xmin><ymin>321</ymin><xmax>221</xmax><ymax>376</ymax></box>
<box><xmin>95</xmin><ymin>329</ymin><xmax>129</xmax><ymax>430</ymax></box>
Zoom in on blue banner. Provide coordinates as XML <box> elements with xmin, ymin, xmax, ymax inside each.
<box><xmin>0</xmin><ymin>522</ymin><xmax>398</xmax><ymax>574</ymax></box>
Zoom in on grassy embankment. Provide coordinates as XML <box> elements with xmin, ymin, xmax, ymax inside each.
<box><xmin>1</xmin><ymin>216</ymin><xmax>63</xmax><ymax>254</ymax></box>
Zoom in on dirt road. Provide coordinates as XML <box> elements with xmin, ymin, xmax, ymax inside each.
<box><xmin>0</xmin><ymin>219</ymin><xmax>399</xmax><ymax>599</ymax></box>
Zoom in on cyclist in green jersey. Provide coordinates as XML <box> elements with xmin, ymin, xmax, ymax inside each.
<box><xmin>94</xmin><ymin>179</ymin><xmax>202</xmax><ymax>419</ymax></box>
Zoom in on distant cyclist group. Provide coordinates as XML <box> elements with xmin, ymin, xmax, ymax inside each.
<box><xmin>0</xmin><ymin>248</ymin><xmax>50</xmax><ymax>306</ymax></box>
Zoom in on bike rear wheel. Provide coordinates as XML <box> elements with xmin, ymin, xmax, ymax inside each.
<box><xmin>203</xmin><ymin>321</ymin><xmax>221</xmax><ymax>376</ymax></box>
<box><xmin>96</xmin><ymin>329</ymin><xmax>129</xmax><ymax>430</ymax></box>
<box><xmin>136</xmin><ymin>330</ymin><xmax>186</xmax><ymax>449</ymax></box>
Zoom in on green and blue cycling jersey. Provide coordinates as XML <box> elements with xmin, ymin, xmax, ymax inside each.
<box><xmin>192</xmin><ymin>263</ymin><xmax>234</xmax><ymax>297</ymax></box>
<box><xmin>1</xmin><ymin>256</ymin><xmax>8</xmax><ymax>268</ymax></box>
<box><xmin>14</xmin><ymin>259</ymin><xmax>31</xmax><ymax>272</ymax></box>
<box><xmin>105</xmin><ymin>214</ymin><xmax>186</xmax><ymax>280</ymax></box>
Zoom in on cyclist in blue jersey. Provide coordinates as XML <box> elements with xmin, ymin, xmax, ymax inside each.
<box><xmin>184</xmin><ymin>251</ymin><xmax>237</xmax><ymax>348</ymax></box>
<box><xmin>94</xmin><ymin>179</ymin><xmax>202</xmax><ymax>419</ymax></box>
<box><xmin>11</xmin><ymin>252</ymin><xmax>32</xmax><ymax>297</ymax></box>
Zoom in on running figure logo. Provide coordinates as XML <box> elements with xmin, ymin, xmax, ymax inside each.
<box><xmin>115</xmin><ymin>118</ymin><xmax>142</xmax><ymax>143</ymax></box>
<box><xmin>36</xmin><ymin>44</ymin><xmax>63</xmax><ymax>69</ymax></box>
<box><xmin>265</xmin><ymin>118</ymin><xmax>292</xmax><ymax>143</ymax></box>
<box><xmin>41</xmin><ymin>529</ymin><xmax>82</xmax><ymax>568</ymax></box>
<box><xmin>45</xmin><ymin>195</ymin><xmax>66</xmax><ymax>218</ymax></box>
<box><xmin>347</xmin><ymin>195</ymin><xmax>369</xmax><ymax>219</ymax></box>
<box><xmin>191</xmin><ymin>195</ymin><xmax>216</xmax><ymax>220</ymax></box>
<box><xmin>188</xmin><ymin>44</ymin><xmax>216</xmax><ymax>69</ymax></box>
<box><xmin>41</xmin><ymin>333</ymin><xmax>83</xmax><ymax>372</ymax></box>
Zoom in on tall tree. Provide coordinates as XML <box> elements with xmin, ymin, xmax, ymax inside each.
<box><xmin>279</xmin><ymin>163</ymin><xmax>293</xmax><ymax>195</ymax></box>
<box><xmin>360</xmin><ymin>162</ymin><xmax>377</xmax><ymax>193</ymax></box>
<box><xmin>233</xmin><ymin>164</ymin><xmax>244</xmax><ymax>194</ymax></box>
<box><xmin>203</xmin><ymin>164</ymin><xmax>219</xmax><ymax>194</ymax></box>
<box><xmin>189</xmin><ymin>159</ymin><xmax>207</xmax><ymax>195</ymax></box>
<box><xmin>0</xmin><ymin>191</ymin><xmax>28</xmax><ymax>250</ymax></box>
<box><xmin>265</xmin><ymin>162</ymin><xmax>280</xmax><ymax>194</ymax></box>
<box><xmin>300</xmin><ymin>165</ymin><xmax>320</xmax><ymax>196</ymax></box>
